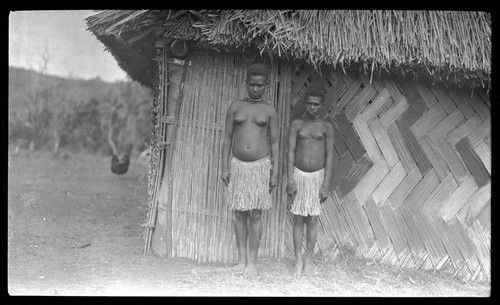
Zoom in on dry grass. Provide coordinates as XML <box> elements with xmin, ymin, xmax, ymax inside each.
<box><xmin>126</xmin><ymin>254</ymin><xmax>489</xmax><ymax>297</ymax></box>
<box><xmin>7</xmin><ymin>149</ymin><xmax>490</xmax><ymax>297</ymax></box>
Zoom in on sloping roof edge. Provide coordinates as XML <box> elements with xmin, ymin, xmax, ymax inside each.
<box><xmin>86</xmin><ymin>10</ymin><xmax>491</xmax><ymax>90</ymax></box>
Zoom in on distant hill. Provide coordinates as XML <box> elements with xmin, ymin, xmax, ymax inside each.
<box><xmin>8</xmin><ymin>66</ymin><xmax>153</xmax><ymax>153</ymax></box>
<box><xmin>9</xmin><ymin>66</ymin><xmax>145</xmax><ymax>111</ymax></box>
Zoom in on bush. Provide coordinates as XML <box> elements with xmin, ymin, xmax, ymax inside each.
<box><xmin>9</xmin><ymin>69</ymin><xmax>152</xmax><ymax>155</ymax></box>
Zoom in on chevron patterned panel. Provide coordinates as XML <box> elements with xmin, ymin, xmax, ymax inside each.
<box><xmin>289</xmin><ymin>63</ymin><xmax>491</xmax><ymax>281</ymax></box>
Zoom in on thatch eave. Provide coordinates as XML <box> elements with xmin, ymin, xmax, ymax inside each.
<box><xmin>86</xmin><ymin>10</ymin><xmax>491</xmax><ymax>90</ymax></box>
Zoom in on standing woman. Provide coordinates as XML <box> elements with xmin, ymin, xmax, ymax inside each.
<box><xmin>287</xmin><ymin>87</ymin><xmax>334</xmax><ymax>277</ymax></box>
<box><xmin>220</xmin><ymin>63</ymin><xmax>279</xmax><ymax>275</ymax></box>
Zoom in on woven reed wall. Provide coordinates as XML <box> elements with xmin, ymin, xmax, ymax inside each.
<box><xmin>148</xmin><ymin>49</ymin><xmax>490</xmax><ymax>282</ymax></box>
<box><xmin>288</xmin><ymin>63</ymin><xmax>491</xmax><ymax>282</ymax></box>
<box><xmin>152</xmin><ymin>49</ymin><xmax>290</xmax><ymax>262</ymax></box>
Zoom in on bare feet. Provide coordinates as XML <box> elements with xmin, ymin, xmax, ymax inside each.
<box><xmin>293</xmin><ymin>257</ymin><xmax>303</xmax><ymax>278</ymax></box>
<box><xmin>243</xmin><ymin>261</ymin><xmax>258</xmax><ymax>276</ymax></box>
<box><xmin>233</xmin><ymin>261</ymin><xmax>246</xmax><ymax>274</ymax></box>
<box><xmin>303</xmin><ymin>255</ymin><xmax>314</xmax><ymax>275</ymax></box>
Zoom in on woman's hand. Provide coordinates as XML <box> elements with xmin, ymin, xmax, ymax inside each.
<box><xmin>220</xmin><ymin>170</ymin><xmax>230</xmax><ymax>186</ymax></box>
<box><xmin>286</xmin><ymin>180</ymin><xmax>297</xmax><ymax>196</ymax></box>
<box><xmin>269</xmin><ymin>173</ymin><xmax>278</xmax><ymax>193</ymax></box>
<box><xmin>319</xmin><ymin>185</ymin><xmax>329</xmax><ymax>204</ymax></box>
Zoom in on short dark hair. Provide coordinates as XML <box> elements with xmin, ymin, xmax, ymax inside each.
<box><xmin>247</xmin><ymin>63</ymin><xmax>270</xmax><ymax>81</ymax></box>
<box><xmin>304</xmin><ymin>86</ymin><xmax>325</xmax><ymax>101</ymax></box>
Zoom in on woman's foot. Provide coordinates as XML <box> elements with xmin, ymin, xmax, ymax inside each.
<box><xmin>303</xmin><ymin>255</ymin><xmax>314</xmax><ymax>275</ymax></box>
<box><xmin>293</xmin><ymin>256</ymin><xmax>303</xmax><ymax>278</ymax></box>
<box><xmin>243</xmin><ymin>261</ymin><xmax>258</xmax><ymax>275</ymax></box>
<box><xmin>233</xmin><ymin>260</ymin><xmax>246</xmax><ymax>274</ymax></box>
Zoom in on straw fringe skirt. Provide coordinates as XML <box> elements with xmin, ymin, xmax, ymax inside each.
<box><xmin>290</xmin><ymin>167</ymin><xmax>324</xmax><ymax>216</ymax></box>
<box><xmin>226</xmin><ymin>156</ymin><xmax>272</xmax><ymax>211</ymax></box>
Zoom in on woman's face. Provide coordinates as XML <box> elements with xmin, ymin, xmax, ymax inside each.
<box><xmin>246</xmin><ymin>75</ymin><xmax>267</xmax><ymax>100</ymax></box>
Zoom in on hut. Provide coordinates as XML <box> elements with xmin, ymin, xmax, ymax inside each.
<box><xmin>86</xmin><ymin>10</ymin><xmax>491</xmax><ymax>281</ymax></box>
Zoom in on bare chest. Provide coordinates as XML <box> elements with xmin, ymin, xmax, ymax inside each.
<box><xmin>297</xmin><ymin>122</ymin><xmax>325</xmax><ymax>141</ymax></box>
<box><xmin>234</xmin><ymin>104</ymin><xmax>269</xmax><ymax>127</ymax></box>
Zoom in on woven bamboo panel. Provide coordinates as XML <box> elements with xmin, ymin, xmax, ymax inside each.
<box><xmin>371</xmin><ymin>161</ymin><xmax>406</xmax><ymax>206</ymax></box>
<box><xmin>150</xmin><ymin>52</ymin><xmax>490</xmax><ymax>282</ymax></box>
<box><xmin>288</xmin><ymin>63</ymin><xmax>491</xmax><ymax>281</ymax></box>
<box><xmin>410</xmin><ymin>103</ymin><xmax>446</xmax><ymax>140</ymax></box>
<box><xmin>152</xmin><ymin>49</ymin><xmax>286</xmax><ymax>263</ymax></box>
<box><xmin>369</xmin><ymin>118</ymin><xmax>401</xmax><ymax>169</ymax></box>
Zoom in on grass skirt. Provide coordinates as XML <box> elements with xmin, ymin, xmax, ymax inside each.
<box><xmin>226</xmin><ymin>156</ymin><xmax>272</xmax><ymax>211</ymax></box>
<box><xmin>290</xmin><ymin>167</ymin><xmax>324</xmax><ymax>216</ymax></box>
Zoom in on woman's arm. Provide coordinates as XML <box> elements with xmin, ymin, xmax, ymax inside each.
<box><xmin>268</xmin><ymin>106</ymin><xmax>280</xmax><ymax>192</ymax></box>
<box><xmin>220</xmin><ymin>102</ymin><xmax>236</xmax><ymax>186</ymax></box>
<box><xmin>320</xmin><ymin>121</ymin><xmax>335</xmax><ymax>202</ymax></box>
<box><xmin>287</xmin><ymin>119</ymin><xmax>300</xmax><ymax>195</ymax></box>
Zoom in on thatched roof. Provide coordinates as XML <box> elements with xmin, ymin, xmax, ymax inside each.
<box><xmin>86</xmin><ymin>10</ymin><xmax>491</xmax><ymax>90</ymax></box>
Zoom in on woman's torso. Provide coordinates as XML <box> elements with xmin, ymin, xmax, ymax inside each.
<box><xmin>294</xmin><ymin>120</ymin><xmax>327</xmax><ymax>172</ymax></box>
<box><xmin>231</xmin><ymin>99</ymin><xmax>272</xmax><ymax>161</ymax></box>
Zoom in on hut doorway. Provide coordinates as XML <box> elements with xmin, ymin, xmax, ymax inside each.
<box><xmin>151</xmin><ymin>48</ymin><xmax>292</xmax><ymax>262</ymax></box>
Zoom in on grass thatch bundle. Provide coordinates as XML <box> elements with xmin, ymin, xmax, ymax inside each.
<box><xmin>86</xmin><ymin>10</ymin><xmax>491</xmax><ymax>89</ymax></box>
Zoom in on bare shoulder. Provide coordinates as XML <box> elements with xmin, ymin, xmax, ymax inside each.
<box><xmin>258</xmin><ymin>102</ymin><xmax>277</xmax><ymax>120</ymax></box>
<box><xmin>290</xmin><ymin>118</ymin><xmax>303</xmax><ymax>128</ymax></box>
<box><xmin>322</xmin><ymin>120</ymin><xmax>334</xmax><ymax>133</ymax></box>
<box><xmin>233</xmin><ymin>99</ymin><xmax>246</xmax><ymax>106</ymax></box>
<box><xmin>263</xmin><ymin>102</ymin><xmax>278</xmax><ymax>114</ymax></box>
<box><xmin>228</xmin><ymin>100</ymin><xmax>243</xmax><ymax>111</ymax></box>
<box><xmin>322</xmin><ymin>119</ymin><xmax>334</xmax><ymax>128</ymax></box>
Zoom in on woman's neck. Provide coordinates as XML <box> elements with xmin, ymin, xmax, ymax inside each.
<box><xmin>302</xmin><ymin>114</ymin><xmax>321</xmax><ymax>121</ymax></box>
<box><xmin>247</xmin><ymin>96</ymin><xmax>263</xmax><ymax>102</ymax></box>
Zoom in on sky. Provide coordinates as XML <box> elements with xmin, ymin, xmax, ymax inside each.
<box><xmin>9</xmin><ymin>10</ymin><xmax>129</xmax><ymax>83</ymax></box>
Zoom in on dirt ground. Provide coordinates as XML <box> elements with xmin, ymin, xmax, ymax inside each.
<box><xmin>7</xmin><ymin>149</ymin><xmax>490</xmax><ymax>297</ymax></box>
